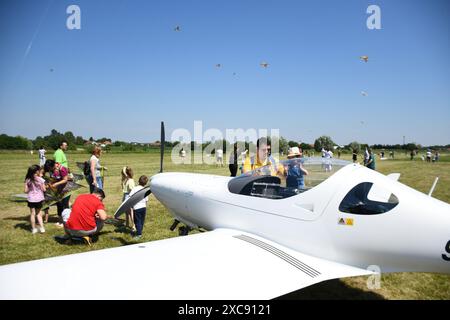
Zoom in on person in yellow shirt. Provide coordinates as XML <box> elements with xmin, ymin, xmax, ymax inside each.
<box><xmin>121</xmin><ymin>166</ymin><xmax>136</xmax><ymax>232</ymax></box>
<box><xmin>243</xmin><ymin>138</ymin><xmax>283</xmax><ymax>176</ymax></box>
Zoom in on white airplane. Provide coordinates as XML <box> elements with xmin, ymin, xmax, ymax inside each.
<box><xmin>1</xmin><ymin>124</ymin><xmax>449</xmax><ymax>299</ymax></box>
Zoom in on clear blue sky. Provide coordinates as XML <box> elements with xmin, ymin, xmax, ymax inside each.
<box><xmin>1</xmin><ymin>0</ymin><xmax>449</xmax><ymax>146</ymax></box>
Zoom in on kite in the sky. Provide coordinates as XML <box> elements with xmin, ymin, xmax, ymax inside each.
<box><xmin>361</xmin><ymin>91</ymin><xmax>368</xmax><ymax>96</ymax></box>
<box><xmin>360</xmin><ymin>56</ymin><xmax>369</xmax><ymax>62</ymax></box>
<box><xmin>260</xmin><ymin>61</ymin><xmax>269</xmax><ymax>68</ymax></box>
<box><xmin>174</xmin><ymin>26</ymin><xmax>181</xmax><ymax>32</ymax></box>
<box><xmin>215</xmin><ymin>64</ymin><xmax>222</xmax><ymax>68</ymax></box>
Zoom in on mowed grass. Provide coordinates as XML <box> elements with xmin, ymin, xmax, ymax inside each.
<box><xmin>0</xmin><ymin>150</ymin><xmax>449</xmax><ymax>299</ymax></box>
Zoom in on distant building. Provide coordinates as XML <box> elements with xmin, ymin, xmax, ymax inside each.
<box><xmin>149</xmin><ymin>142</ymin><xmax>161</xmax><ymax>148</ymax></box>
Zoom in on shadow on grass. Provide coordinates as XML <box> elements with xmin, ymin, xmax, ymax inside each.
<box><xmin>113</xmin><ymin>226</ymin><xmax>134</xmax><ymax>235</ymax></box>
<box><xmin>53</xmin><ymin>230</ymin><xmax>113</xmax><ymax>245</ymax></box>
<box><xmin>276</xmin><ymin>279</ymin><xmax>385</xmax><ymax>300</ymax></box>
<box><xmin>13</xmin><ymin>222</ymin><xmax>31</xmax><ymax>232</ymax></box>
<box><xmin>105</xmin><ymin>218</ymin><xmax>125</xmax><ymax>227</ymax></box>
<box><xmin>54</xmin><ymin>235</ymin><xmax>85</xmax><ymax>245</ymax></box>
<box><xmin>6</xmin><ymin>216</ymin><xmax>31</xmax><ymax>222</ymax></box>
<box><xmin>109</xmin><ymin>236</ymin><xmax>136</xmax><ymax>246</ymax></box>
<box><xmin>6</xmin><ymin>215</ymin><xmax>60</xmax><ymax>223</ymax></box>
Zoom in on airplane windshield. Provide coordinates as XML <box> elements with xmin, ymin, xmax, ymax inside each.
<box><xmin>228</xmin><ymin>157</ymin><xmax>351</xmax><ymax>199</ymax></box>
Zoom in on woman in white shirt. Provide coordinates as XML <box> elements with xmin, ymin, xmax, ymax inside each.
<box><xmin>89</xmin><ymin>146</ymin><xmax>107</xmax><ymax>192</ymax></box>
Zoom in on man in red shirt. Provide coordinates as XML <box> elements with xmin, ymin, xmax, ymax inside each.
<box><xmin>63</xmin><ymin>188</ymin><xmax>108</xmax><ymax>239</ymax></box>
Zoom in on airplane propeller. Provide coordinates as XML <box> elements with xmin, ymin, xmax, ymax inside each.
<box><xmin>158</xmin><ymin>121</ymin><xmax>190</xmax><ymax>235</ymax></box>
<box><xmin>160</xmin><ymin>121</ymin><xmax>165</xmax><ymax>173</ymax></box>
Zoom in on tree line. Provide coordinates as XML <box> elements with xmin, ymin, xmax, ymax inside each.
<box><xmin>0</xmin><ymin>130</ymin><xmax>110</xmax><ymax>151</ymax></box>
<box><xmin>0</xmin><ymin>131</ymin><xmax>448</xmax><ymax>153</ymax></box>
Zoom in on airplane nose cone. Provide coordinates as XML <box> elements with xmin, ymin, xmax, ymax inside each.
<box><xmin>149</xmin><ymin>172</ymin><xmax>198</xmax><ymax>222</ymax></box>
<box><xmin>150</xmin><ymin>173</ymin><xmax>171</xmax><ymax>193</ymax></box>
<box><xmin>150</xmin><ymin>172</ymin><xmax>193</xmax><ymax>201</ymax></box>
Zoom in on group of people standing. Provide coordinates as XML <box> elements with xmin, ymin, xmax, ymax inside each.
<box><xmin>25</xmin><ymin>141</ymin><xmax>149</xmax><ymax>243</ymax></box>
<box><xmin>351</xmin><ymin>148</ymin><xmax>375</xmax><ymax>170</ymax></box>
<box><xmin>25</xmin><ymin>141</ymin><xmax>71</xmax><ymax>234</ymax></box>
<box><xmin>425</xmin><ymin>150</ymin><xmax>440</xmax><ymax>163</ymax></box>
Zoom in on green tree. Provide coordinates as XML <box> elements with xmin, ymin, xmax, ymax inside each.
<box><xmin>33</xmin><ymin>136</ymin><xmax>49</xmax><ymax>149</ymax></box>
<box><xmin>405</xmin><ymin>143</ymin><xmax>418</xmax><ymax>151</ymax></box>
<box><xmin>64</xmin><ymin>131</ymin><xmax>75</xmax><ymax>144</ymax></box>
<box><xmin>348</xmin><ymin>141</ymin><xmax>361</xmax><ymax>153</ymax></box>
<box><xmin>280</xmin><ymin>136</ymin><xmax>289</xmax><ymax>154</ymax></box>
<box><xmin>314</xmin><ymin>136</ymin><xmax>335</xmax><ymax>152</ymax></box>
<box><xmin>299</xmin><ymin>143</ymin><xmax>312</xmax><ymax>150</ymax></box>
<box><xmin>46</xmin><ymin>129</ymin><xmax>65</xmax><ymax>150</ymax></box>
<box><xmin>75</xmin><ymin>136</ymin><xmax>85</xmax><ymax>145</ymax></box>
<box><xmin>63</xmin><ymin>131</ymin><xmax>77</xmax><ymax>150</ymax></box>
<box><xmin>269</xmin><ymin>136</ymin><xmax>288</xmax><ymax>155</ymax></box>
<box><xmin>0</xmin><ymin>134</ymin><xmax>31</xmax><ymax>149</ymax></box>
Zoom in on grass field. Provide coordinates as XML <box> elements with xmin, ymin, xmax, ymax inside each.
<box><xmin>0</xmin><ymin>150</ymin><xmax>449</xmax><ymax>299</ymax></box>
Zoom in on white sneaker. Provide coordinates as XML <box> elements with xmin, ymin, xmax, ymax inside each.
<box><xmin>31</xmin><ymin>228</ymin><xmax>38</xmax><ymax>234</ymax></box>
<box><xmin>39</xmin><ymin>227</ymin><xmax>46</xmax><ymax>233</ymax></box>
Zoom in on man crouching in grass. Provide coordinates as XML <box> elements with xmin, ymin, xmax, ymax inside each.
<box><xmin>61</xmin><ymin>188</ymin><xmax>109</xmax><ymax>244</ymax></box>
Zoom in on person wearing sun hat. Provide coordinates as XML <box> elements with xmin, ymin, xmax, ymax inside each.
<box><xmin>287</xmin><ymin>146</ymin><xmax>302</xmax><ymax>159</ymax></box>
<box><xmin>286</xmin><ymin>147</ymin><xmax>309</xmax><ymax>190</ymax></box>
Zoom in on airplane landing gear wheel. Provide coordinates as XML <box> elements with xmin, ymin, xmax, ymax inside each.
<box><xmin>178</xmin><ymin>226</ymin><xmax>191</xmax><ymax>236</ymax></box>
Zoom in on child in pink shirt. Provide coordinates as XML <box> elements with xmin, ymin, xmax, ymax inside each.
<box><xmin>24</xmin><ymin>165</ymin><xmax>47</xmax><ymax>234</ymax></box>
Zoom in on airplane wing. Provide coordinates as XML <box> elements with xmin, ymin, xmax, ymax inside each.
<box><xmin>387</xmin><ymin>173</ymin><xmax>401</xmax><ymax>181</ymax></box>
<box><xmin>10</xmin><ymin>194</ymin><xmax>28</xmax><ymax>202</ymax></box>
<box><xmin>0</xmin><ymin>229</ymin><xmax>373</xmax><ymax>299</ymax></box>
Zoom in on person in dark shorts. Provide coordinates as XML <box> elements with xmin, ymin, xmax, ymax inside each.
<box><xmin>24</xmin><ymin>165</ymin><xmax>47</xmax><ymax>234</ymax></box>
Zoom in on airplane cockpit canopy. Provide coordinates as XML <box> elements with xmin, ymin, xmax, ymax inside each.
<box><xmin>228</xmin><ymin>157</ymin><xmax>351</xmax><ymax>199</ymax></box>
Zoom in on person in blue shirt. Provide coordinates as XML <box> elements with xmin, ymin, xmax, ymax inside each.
<box><xmin>285</xmin><ymin>147</ymin><xmax>309</xmax><ymax>190</ymax></box>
